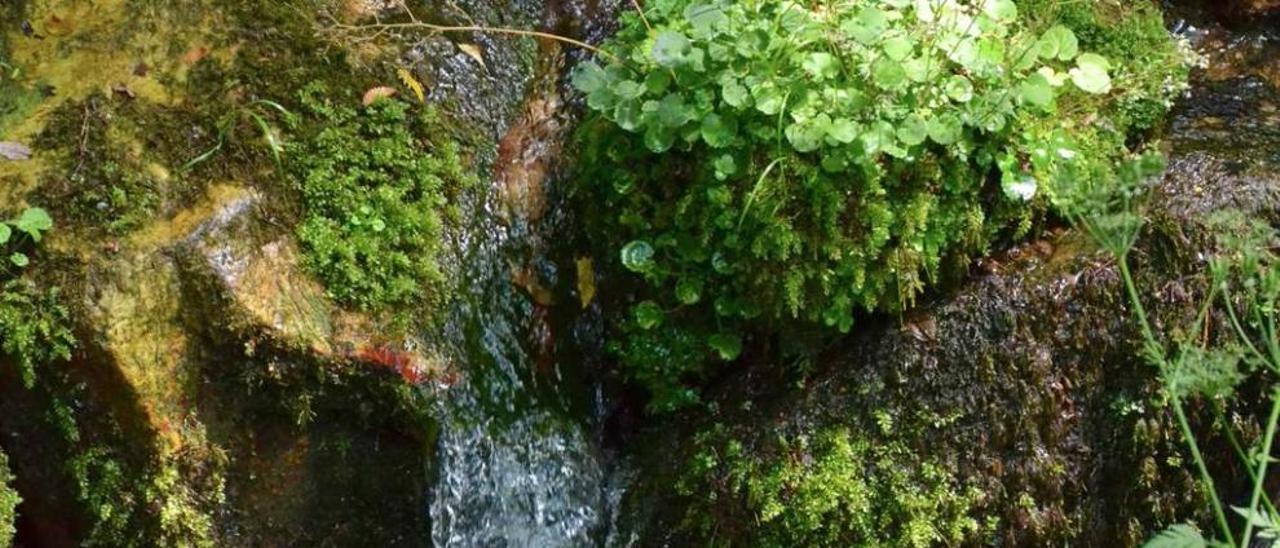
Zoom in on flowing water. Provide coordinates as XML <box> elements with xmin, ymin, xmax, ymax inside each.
<box><xmin>420</xmin><ymin>1</ymin><xmax>628</xmax><ymax>545</ymax></box>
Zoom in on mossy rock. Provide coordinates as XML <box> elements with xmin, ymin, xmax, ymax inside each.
<box><xmin>618</xmin><ymin>28</ymin><xmax>1280</xmax><ymax>544</ymax></box>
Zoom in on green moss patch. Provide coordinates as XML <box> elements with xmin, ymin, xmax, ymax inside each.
<box><xmin>289</xmin><ymin>84</ymin><xmax>476</xmax><ymax>319</ymax></box>
<box><xmin>0</xmin><ymin>448</ymin><xmax>17</xmax><ymax>548</ymax></box>
<box><xmin>675</xmin><ymin>424</ymin><xmax>982</xmax><ymax>547</ymax></box>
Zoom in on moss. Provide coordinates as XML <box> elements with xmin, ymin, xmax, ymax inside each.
<box><xmin>288</xmin><ymin>84</ymin><xmax>477</xmax><ymax>321</ymax></box>
<box><xmin>676</xmin><ymin>424</ymin><xmax>982</xmax><ymax>547</ymax></box>
<box><xmin>0</xmin><ymin>448</ymin><xmax>17</xmax><ymax>548</ymax></box>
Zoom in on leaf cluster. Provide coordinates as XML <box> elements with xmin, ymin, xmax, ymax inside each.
<box><xmin>573</xmin><ymin>0</ymin><xmax>1141</xmax><ymax>409</ymax></box>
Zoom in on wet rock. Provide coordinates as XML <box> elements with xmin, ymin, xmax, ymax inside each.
<box><xmin>621</xmin><ymin>21</ymin><xmax>1280</xmax><ymax>546</ymax></box>
<box><xmin>623</xmin><ymin>155</ymin><xmax>1280</xmax><ymax>547</ymax></box>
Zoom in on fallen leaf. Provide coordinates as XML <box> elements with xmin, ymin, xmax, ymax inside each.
<box><xmin>0</xmin><ymin>142</ymin><xmax>32</xmax><ymax>161</ymax></box>
<box><xmin>111</xmin><ymin>83</ymin><xmax>136</xmax><ymax>99</ymax></box>
<box><xmin>362</xmin><ymin>86</ymin><xmax>397</xmax><ymax>106</ymax></box>
<box><xmin>457</xmin><ymin>43</ymin><xmax>486</xmax><ymax>68</ymax></box>
<box><xmin>182</xmin><ymin>46</ymin><xmax>210</xmax><ymax>65</ymax></box>
<box><xmin>576</xmin><ymin>258</ymin><xmax>596</xmax><ymax>309</ymax></box>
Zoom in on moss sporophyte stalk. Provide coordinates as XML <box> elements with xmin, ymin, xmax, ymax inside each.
<box><xmin>571</xmin><ymin>0</ymin><xmax>1192</xmax><ymax>411</ymax></box>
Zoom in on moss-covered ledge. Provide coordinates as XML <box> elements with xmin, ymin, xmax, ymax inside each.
<box><xmin>616</xmin><ymin>12</ymin><xmax>1280</xmax><ymax>544</ymax></box>
<box><xmin>618</xmin><ymin>150</ymin><xmax>1280</xmax><ymax>547</ymax></box>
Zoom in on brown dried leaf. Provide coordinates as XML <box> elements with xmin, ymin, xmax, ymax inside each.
<box><xmin>457</xmin><ymin>43</ymin><xmax>486</xmax><ymax>68</ymax></box>
<box><xmin>362</xmin><ymin>86</ymin><xmax>397</xmax><ymax>106</ymax></box>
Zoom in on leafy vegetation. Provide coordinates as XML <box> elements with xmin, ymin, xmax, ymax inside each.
<box><xmin>1054</xmin><ymin>152</ymin><xmax>1280</xmax><ymax>547</ymax></box>
<box><xmin>678</xmin><ymin>425</ymin><xmax>982</xmax><ymax>546</ymax></box>
<box><xmin>0</xmin><ymin>207</ymin><xmax>73</xmax><ymax>388</ymax></box>
<box><xmin>0</xmin><ymin>448</ymin><xmax>17</xmax><ymax>548</ymax></box>
<box><xmin>289</xmin><ymin>84</ymin><xmax>475</xmax><ymax>319</ymax></box>
<box><xmin>573</xmin><ymin>0</ymin><xmax>1190</xmax><ymax>410</ymax></box>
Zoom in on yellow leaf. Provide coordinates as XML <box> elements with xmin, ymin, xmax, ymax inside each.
<box><xmin>457</xmin><ymin>43</ymin><xmax>487</xmax><ymax>69</ymax></box>
<box><xmin>576</xmin><ymin>257</ymin><xmax>596</xmax><ymax>309</ymax></box>
<box><xmin>397</xmin><ymin>67</ymin><xmax>426</xmax><ymax>103</ymax></box>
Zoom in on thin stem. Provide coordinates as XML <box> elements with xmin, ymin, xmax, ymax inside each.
<box><xmin>1215</xmin><ymin>403</ymin><xmax>1280</xmax><ymax>518</ymax></box>
<box><xmin>324</xmin><ymin>20</ymin><xmax>623</xmax><ymax>64</ymax></box>
<box><xmin>1118</xmin><ymin>258</ymin><xmax>1237</xmax><ymax>546</ymax></box>
<box><xmin>630</xmin><ymin>0</ymin><xmax>653</xmax><ymax>32</ymax></box>
<box><xmin>1222</xmin><ymin>286</ymin><xmax>1270</xmax><ymax>366</ymax></box>
<box><xmin>1241</xmin><ymin>389</ymin><xmax>1280</xmax><ymax>545</ymax></box>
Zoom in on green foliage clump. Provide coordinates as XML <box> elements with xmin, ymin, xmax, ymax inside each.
<box><xmin>289</xmin><ymin>84</ymin><xmax>475</xmax><ymax>316</ymax></box>
<box><xmin>0</xmin><ymin>280</ymin><xmax>75</xmax><ymax>389</ymax></box>
<box><xmin>0</xmin><ymin>207</ymin><xmax>74</xmax><ymax>388</ymax></box>
<box><xmin>573</xmin><ymin>0</ymin><xmax>1186</xmax><ymax>410</ymax></box>
<box><xmin>1019</xmin><ymin>0</ymin><xmax>1195</xmax><ymax>136</ymax></box>
<box><xmin>679</xmin><ymin>427</ymin><xmax>980</xmax><ymax>546</ymax></box>
<box><xmin>0</xmin><ymin>448</ymin><xmax>18</xmax><ymax>548</ymax></box>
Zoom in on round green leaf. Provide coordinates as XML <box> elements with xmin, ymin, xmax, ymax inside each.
<box><xmin>701</xmin><ymin>113</ymin><xmax>737</xmax><ymax>148</ymax></box>
<box><xmin>685</xmin><ymin>3</ymin><xmax>729</xmax><ymax>37</ymax></box>
<box><xmin>753</xmin><ymin>84</ymin><xmax>785</xmax><ymax>115</ymax></box>
<box><xmin>611</xmin><ymin>80</ymin><xmax>645</xmax><ymax>100</ymax></box>
<box><xmin>15</xmin><ymin>207</ymin><xmax>52</xmax><ymax>241</ymax></box>
<box><xmin>927</xmin><ymin>116</ymin><xmax>962</xmax><ymax>145</ymax></box>
<box><xmin>1019</xmin><ymin>72</ymin><xmax>1055</xmax><ymax>107</ymax></box>
<box><xmin>983</xmin><ymin>0</ymin><xmax>1017</xmax><ymax>21</ymax></box>
<box><xmin>633</xmin><ymin>301</ymin><xmax>664</xmax><ymax>330</ymax></box>
<box><xmin>9</xmin><ymin>252</ymin><xmax>28</xmax><ymax>268</ymax></box>
<box><xmin>1070</xmin><ymin>53</ymin><xmax>1112</xmax><ymax>94</ymax></box>
<box><xmin>843</xmin><ymin>7</ymin><xmax>887</xmax><ymax>45</ymax></box>
<box><xmin>652</xmin><ymin>31</ymin><xmax>691</xmax><ymax>68</ymax></box>
<box><xmin>882</xmin><ymin>36</ymin><xmax>913</xmax><ymax>62</ymax></box>
<box><xmin>872</xmin><ymin>57</ymin><xmax>907</xmax><ymax>90</ymax></box>
<box><xmin>621</xmin><ymin>240</ymin><xmax>655</xmax><ymax>272</ymax></box>
<box><xmin>944</xmin><ymin>75</ymin><xmax>973</xmax><ymax>103</ymax></box>
<box><xmin>896</xmin><ymin>115</ymin><xmax>928</xmax><ymax>146</ymax></box>
<box><xmin>720</xmin><ymin>78</ymin><xmax>750</xmax><ymax>108</ymax></box>
<box><xmin>713</xmin><ymin>154</ymin><xmax>737</xmax><ymax>179</ymax></box>
<box><xmin>802</xmin><ymin>52</ymin><xmax>839</xmax><ymax>81</ymax></box>
<box><xmin>570</xmin><ymin>62</ymin><xmax>608</xmax><ymax>93</ymax></box>
<box><xmin>708</xmin><ymin>333</ymin><xmax>742</xmax><ymax>361</ymax></box>
<box><xmin>827</xmin><ymin>118</ymin><xmax>859</xmax><ymax>144</ymax></box>
<box><xmin>676</xmin><ymin>278</ymin><xmax>702</xmax><ymax>305</ymax></box>
<box><xmin>0</xmin><ymin>223</ymin><xmax>9</xmax><ymax>245</ymax></box>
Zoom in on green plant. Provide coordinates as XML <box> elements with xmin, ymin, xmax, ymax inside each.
<box><xmin>289</xmin><ymin>83</ymin><xmax>475</xmax><ymax>318</ymax></box>
<box><xmin>571</xmin><ymin>0</ymin><xmax>1171</xmax><ymax>410</ymax></box>
<box><xmin>182</xmin><ymin>99</ymin><xmax>291</xmax><ymax>170</ymax></box>
<box><xmin>0</xmin><ymin>207</ymin><xmax>74</xmax><ymax>388</ymax></box>
<box><xmin>0</xmin><ymin>207</ymin><xmax>52</xmax><ymax>273</ymax></box>
<box><xmin>1055</xmin><ymin>155</ymin><xmax>1280</xmax><ymax>547</ymax></box>
<box><xmin>678</xmin><ymin>426</ymin><xmax>980</xmax><ymax>546</ymax></box>
<box><xmin>0</xmin><ymin>448</ymin><xmax>18</xmax><ymax>548</ymax></box>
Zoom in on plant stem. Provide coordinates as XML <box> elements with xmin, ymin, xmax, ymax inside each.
<box><xmin>1216</xmin><ymin>403</ymin><xmax>1280</xmax><ymax>518</ymax></box>
<box><xmin>324</xmin><ymin>20</ymin><xmax>623</xmax><ymax>64</ymax></box>
<box><xmin>1241</xmin><ymin>390</ymin><xmax>1280</xmax><ymax>545</ymax></box>
<box><xmin>1118</xmin><ymin>258</ymin><xmax>1237</xmax><ymax>546</ymax></box>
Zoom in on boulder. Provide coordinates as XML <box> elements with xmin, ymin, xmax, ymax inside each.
<box><xmin>619</xmin><ymin>17</ymin><xmax>1280</xmax><ymax>548</ymax></box>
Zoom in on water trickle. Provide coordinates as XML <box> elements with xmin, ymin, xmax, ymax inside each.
<box><xmin>428</xmin><ymin>227</ymin><xmax>611</xmax><ymax>547</ymax></box>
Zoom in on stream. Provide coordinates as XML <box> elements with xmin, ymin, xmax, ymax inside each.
<box><xmin>421</xmin><ymin>1</ymin><xmax>628</xmax><ymax>545</ymax></box>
